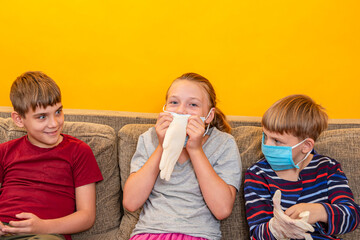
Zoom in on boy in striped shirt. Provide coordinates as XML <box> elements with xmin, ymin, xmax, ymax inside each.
<box><xmin>244</xmin><ymin>94</ymin><xmax>360</xmax><ymax>239</ymax></box>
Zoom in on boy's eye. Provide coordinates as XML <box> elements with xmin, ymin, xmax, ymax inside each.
<box><xmin>56</xmin><ymin>109</ymin><xmax>62</xmax><ymax>114</ymax></box>
<box><xmin>38</xmin><ymin>115</ymin><xmax>46</xmax><ymax>120</ymax></box>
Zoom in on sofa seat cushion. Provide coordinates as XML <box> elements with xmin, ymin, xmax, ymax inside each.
<box><xmin>0</xmin><ymin>117</ymin><xmax>120</xmax><ymax>239</ymax></box>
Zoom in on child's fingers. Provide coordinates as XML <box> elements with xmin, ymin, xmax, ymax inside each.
<box><xmin>157</xmin><ymin>112</ymin><xmax>173</xmax><ymax>122</ymax></box>
<box><xmin>299</xmin><ymin>211</ymin><xmax>310</xmax><ymax>222</ymax></box>
<box><xmin>187</xmin><ymin>117</ymin><xmax>205</xmax><ymax>136</ymax></box>
<box><xmin>156</xmin><ymin>113</ymin><xmax>172</xmax><ymax>128</ymax></box>
<box><xmin>272</xmin><ymin>190</ymin><xmax>282</xmax><ymax>210</ymax></box>
<box><xmin>156</xmin><ymin>113</ymin><xmax>174</xmax><ymax>145</ymax></box>
<box><xmin>188</xmin><ymin>116</ymin><xmax>204</xmax><ymax>127</ymax></box>
<box><xmin>7</xmin><ymin>212</ymin><xmax>36</xmax><ymax>228</ymax></box>
<box><xmin>8</xmin><ymin>219</ymin><xmax>31</xmax><ymax>228</ymax></box>
<box><xmin>15</xmin><ymin>212</ymin><xmax>34</xmax><ymax>220</ymax></box>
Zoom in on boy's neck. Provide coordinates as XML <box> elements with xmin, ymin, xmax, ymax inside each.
<box><xmin>27</xmin><ymin>134</ymin><xmax>64</xmax><ymax>149</ymax></box>
<box><xmin>275</xmin><ymin>154</ymin><xmax>313</xmax><ymax>181</ymax></box>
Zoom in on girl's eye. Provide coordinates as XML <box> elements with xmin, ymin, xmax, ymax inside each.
<box><xmin>190</xmin><ymin>103</ymin><xmax>198</xmax><ymax>107</ymax></box>
<box><xmin>168</xmin><ymin>101</ymin><xmax>178</xmax><ymax>105</ymax></box>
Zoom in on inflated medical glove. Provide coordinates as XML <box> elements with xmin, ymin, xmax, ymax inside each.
<box><xmin>159</xmin><ymin>114</ymin><xmax>190</xmax><ymax>181</ymax></box>
<box><xmin>269</xmin><ymin>190</ymin><xmax>315</xmax><ymax>240</ymax></box>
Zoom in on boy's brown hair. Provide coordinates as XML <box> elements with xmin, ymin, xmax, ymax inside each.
<box><xmin>10</xmin><ymin>71</ymin><xmax>61</xmax><ymax>117</ymax></box>
<box><xmin>261</xmin><ymin>94</ymin><xmax>328</xmax><ymax>141</ymax></box>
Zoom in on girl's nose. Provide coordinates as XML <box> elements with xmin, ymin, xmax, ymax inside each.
<box><xmin>176</xmin><ymin>104</ymin><xmax>187</xmax><ymax>114</ymax></box>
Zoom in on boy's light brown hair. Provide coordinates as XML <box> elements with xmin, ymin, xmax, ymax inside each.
<box><xmin>261</xmin><ymin>94</ymin><xmax>328</xmax><ymax>141</ymax></box>
<box><xmin>10</xmin><ymin>71</ymin><xmax>61</xmax><ymax>117</ymax></box>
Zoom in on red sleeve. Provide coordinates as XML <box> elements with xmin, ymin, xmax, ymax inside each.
<box><xmin>72</xmin><ymin>141</ymin><xmax>103</xmax><ymax>188</ymax></box>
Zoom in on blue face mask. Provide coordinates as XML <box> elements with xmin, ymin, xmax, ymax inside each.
<box><xmin>163</xmin><ymin>105</ymin><xmax>213</xmax><ymax>147</ymax></box>
<box><xmin>261</xmin><ymin>133</ymin><xmax>312</xmax><ymax>171</ymax></box>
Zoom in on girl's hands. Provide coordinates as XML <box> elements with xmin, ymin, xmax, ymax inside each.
<box><xmin>186</xmin><ymin>116</ymin><xmax>205</xmax><ymax>151</ymax></box>
<box><xmin>2</xmin><ymin>213</ymin><xmax>48</xmax><ymax>235</ymax></box>
<box><xmin>155</xmin><ymin>112</ymin><xmax>173</xmax><ymax>146</ymax></box>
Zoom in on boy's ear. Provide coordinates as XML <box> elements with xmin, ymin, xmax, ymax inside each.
<box><xmin>11</xmin><ymin>111</ymin><xmax>25</xmax><ymax>128</ymax></box>
<box><xmin>303</xmin><ymin>138</ymin><xmax>315</xmax><ymax>153</ymax></box>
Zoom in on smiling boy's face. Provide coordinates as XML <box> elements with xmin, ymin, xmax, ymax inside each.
<box><xmin>13</xmin><ymin>102</ymin><xmax>64</xmax><ymax>148</ymax></box>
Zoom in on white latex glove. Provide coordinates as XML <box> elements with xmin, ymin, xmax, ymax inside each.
<box><xmin>159</xmin><ymin>114</ymin><xmax>190</xmax><ymax>181</ymax></box>
<box><xmin>269</xmin><ymin>190</ymin><xmax>314</xmax><ymax>240</ymax></box>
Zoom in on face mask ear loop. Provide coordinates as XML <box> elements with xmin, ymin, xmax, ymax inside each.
<box><xmin>203</xmin><ymin>123</ymin><xmax>211</xmax><ymax>137</ymax></box>
<box><xmin>295</xmin><ymin>149</ymin><xmax>312</xmax><ymax>168</ymax></box>
<box><xmin>163</xmin><ymin>104</ymin><xmax>169</xmax><ymax>113</ymax></box>
<box><xmin>204</xmin><ymin>107</ymin><xmax>214</xmax><ymax>121</ymax></box>
<box><xmin>292</xmin><ymin>138</ymin><xmax>307</xmax><ymax>149</ymax></box>
<box><xmin>203</xmin><ymin>108</ymin><xmax>214</xmax><ymax>137</ymax></box>
<box><xmin>292</xmin><ymin>138</ymin><xmax>312</xmax><ymax>168</ymax></box>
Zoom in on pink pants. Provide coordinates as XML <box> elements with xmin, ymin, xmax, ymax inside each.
<box><xmin>129</xmin><ymin>233</ymin><xmax>209</xmax><ymax>240</ymax></box>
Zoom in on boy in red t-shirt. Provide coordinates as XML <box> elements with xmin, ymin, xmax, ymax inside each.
<box><xmin>0</xmin><ymin>71</ymin><xmax>103</xmax><ymax>240</ymax></box>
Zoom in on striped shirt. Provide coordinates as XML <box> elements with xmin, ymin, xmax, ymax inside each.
<box><xmin>244</xmin><ymin>152</ymin><xmax>360</xmax><ymax>240</ymax></box>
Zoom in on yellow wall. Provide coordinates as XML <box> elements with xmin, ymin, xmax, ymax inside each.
<box><xmin>0</xmin><ymin>0</ymin><xmax>359</xmax><ymax>118</ymax></box>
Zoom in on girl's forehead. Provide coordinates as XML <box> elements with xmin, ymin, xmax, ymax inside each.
<box><xmin>168</xmin><ymin>80</ymin><xmax>208</xmax><ymax>99</ymax></box>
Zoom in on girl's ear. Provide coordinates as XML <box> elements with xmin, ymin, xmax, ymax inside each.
<box><xmin>205</xmin><ymin>108</ymin><xmax>215</xmax><ymax>124</ymax></box>
<box><xmin>303</xmin><ymin>138</ymin><xmax>315</xmax><ymax>153</ymax></box>
<box><xmin>11</xmin><ymin>111</ymin><xmax>25</xmax><ymax>128</ymax></box>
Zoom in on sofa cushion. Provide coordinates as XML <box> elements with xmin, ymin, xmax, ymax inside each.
<box><xmin>222</xmin><ymin>126</ymin><xmax>263</xmax><ymax>240</ymax></box>
<box><xmin>118</xmin><ymin>124</ymin><xmax>153</xmax><ymax>240</ymax></box>
<box><xmin>0</xmin><ymin>117</ymin><xmax>120</xmax><ymax>239</ymax></box>
<box><xmin>315</xmin><ymin>128</ymin><xmax>360</xmax><ymax>239</ymax></box>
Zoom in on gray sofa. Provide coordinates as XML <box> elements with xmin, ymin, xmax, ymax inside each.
<box><xmin>0</xmin><ymin>107</ymin><xmax>359</xmax><ymax>240</ymax></box>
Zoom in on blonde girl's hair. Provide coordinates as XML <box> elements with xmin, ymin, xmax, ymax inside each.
<box><xmin>262</xmin><ymin>94</ymin><xmax>328</xmax><ymax>141</ymax></box>
<box><xmin>10</xmin><ymin>71</ymin><xmax>61</xmax><ymax>117</ymax></box>
<box><xmin>166</xmin><ymin>72</ymin><xmax>231</xmax><ymax>133</ymax></box>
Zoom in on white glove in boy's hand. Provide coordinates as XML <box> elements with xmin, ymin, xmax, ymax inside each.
<box><xmin>159</xmin><ymin>114</ymin><xmax>189</xmax><ymax>181</ymax></box>
<box><xmin>269</xmin><ymin>190</ymin><xmax>315</xmax><ymax>240</ymax></box>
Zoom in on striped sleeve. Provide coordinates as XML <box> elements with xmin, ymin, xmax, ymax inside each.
<box><xmin>316</xmin><ymin>161</ymin><xmax>360</xmax><ymax>235</ymax></box>
<box><xmin>244</xmin><ymin>166</ymin><xmax>275</xmax><ymax>240</ymax></box>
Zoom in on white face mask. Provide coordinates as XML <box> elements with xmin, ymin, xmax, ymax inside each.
<box><xmin>163</xmin><ymin>105</ymin><xmax>214</xmax><ymax>145</ymax></box>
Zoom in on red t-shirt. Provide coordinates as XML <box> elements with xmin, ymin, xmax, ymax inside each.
<box><xmin>0</xmin><ymin>134</ymin><xmax>103</xmax><ymax>239</ymax></box>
